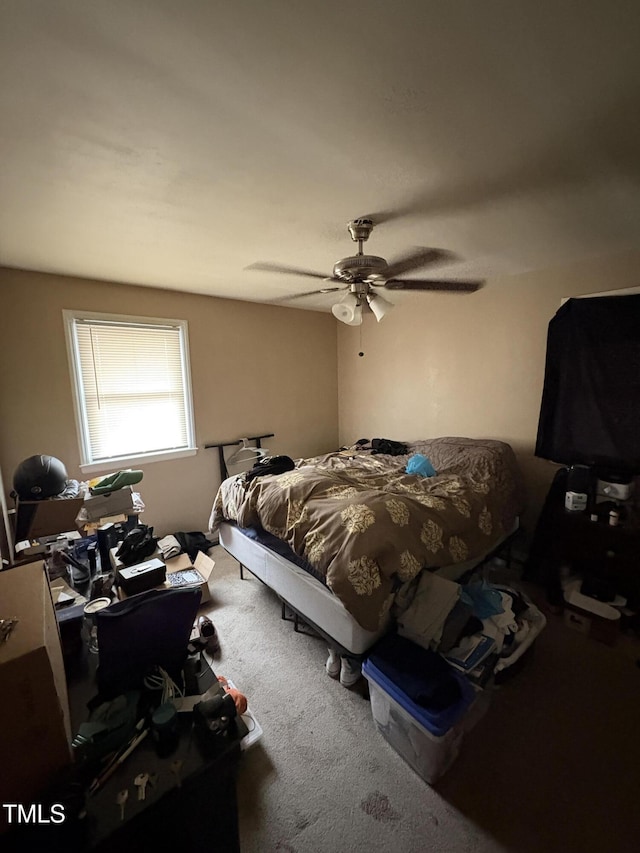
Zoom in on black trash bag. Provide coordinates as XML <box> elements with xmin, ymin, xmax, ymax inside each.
<box><xmin>115</xmin><ymin>524</ymin><xmax>158</xmax><ymax>566</ymax></box>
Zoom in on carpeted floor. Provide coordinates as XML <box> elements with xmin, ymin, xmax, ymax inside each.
<box><xmin>202</xmin><ymin>545</ymin><xmax>640</xmax><ymax>853</ymax></box>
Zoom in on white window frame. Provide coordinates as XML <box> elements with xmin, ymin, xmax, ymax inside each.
<box><xmin>63</xmin><ymin>309</ymin><xmax>197</xmax><ymax>473</ymax></box>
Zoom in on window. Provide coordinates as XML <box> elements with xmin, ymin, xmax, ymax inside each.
<box><xmin>64</xmin><ymin>311</ymin><xmax>196</xmax><ymax>470</ymax></box>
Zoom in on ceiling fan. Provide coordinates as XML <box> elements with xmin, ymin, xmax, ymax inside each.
<box><xmin>247</xmin><ymin>218</ymin><xmax>483</xmax><ymax>325</ymax></box>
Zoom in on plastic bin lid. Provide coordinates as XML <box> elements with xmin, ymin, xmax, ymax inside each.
<box><xmin>363</xmin><ymin>634</ymin><xmax>476</xmax><ymax>737</ymax></box>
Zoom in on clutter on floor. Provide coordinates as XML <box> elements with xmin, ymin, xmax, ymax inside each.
<box><xmin>356</xmin><ymin>566</ymin><xmax>547</xmax><ymax>783</ymax></box>
<box><xmin>54</xmin><ymin>591</ymin><xmax>262</xmax><ymax>848</ymax></box>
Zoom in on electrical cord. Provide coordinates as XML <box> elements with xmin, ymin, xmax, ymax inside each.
<box><xmin>143</xmin><ymin>666</ymin><xmax>185</xmax><ymax>706</ymax></box>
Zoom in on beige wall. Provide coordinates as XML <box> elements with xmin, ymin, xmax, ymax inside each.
<box><xmin>2</xmin><ymin>250</ymin><xmax>638</xmax><ymax>551</ymax></box>
<box><xmin>337</xmin><ymin>249</ymin><xmax>640</xmax><ymax>545</ymax></box>
<box><xmin>0</xmin><ymin>268</ymin><xmax>338</xmax><ymax>537</ymax></box>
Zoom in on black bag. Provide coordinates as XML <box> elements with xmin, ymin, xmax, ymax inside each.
<box><xmin>115</xmin><ymin>524</ymin><xmax>158</xmax><ymax>566</ymax></box>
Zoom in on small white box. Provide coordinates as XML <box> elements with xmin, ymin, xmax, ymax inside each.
<box><xmin>83</xmin><ymin>486</ymin><xmax>134</xmax><ymax>522</ymax></box>
<box><xmin>564</xmin><ymin>491</ymin><xmax>588</xmax><ymax>511</ymax></box>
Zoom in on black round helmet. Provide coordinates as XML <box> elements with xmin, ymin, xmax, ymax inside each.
<box><xmin>12</xmin><ymin>455</ymin><xmax>68</xmax><ymax>500</ymax></box>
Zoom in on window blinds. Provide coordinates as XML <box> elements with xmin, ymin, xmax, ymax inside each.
<box><xmin>72</xmin><ymin>318</ymin><xmax>192</xmax><ymax>464</ymax></box>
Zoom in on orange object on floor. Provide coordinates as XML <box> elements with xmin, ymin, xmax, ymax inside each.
<box><xmin>217</xmin><ymin>675</ymin><xmax>248</xmax><ymax>715</ymax></box>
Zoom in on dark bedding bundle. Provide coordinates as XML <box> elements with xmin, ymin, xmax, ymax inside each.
<box><xmin>371</xmin><ymin>438</ymin><xmax>409</xmax><ymax>456</ymax></box>
<box><xmin>245</xmin><ymin>455</ymin><xmax>295</xmax><ymax>482</ymax></box>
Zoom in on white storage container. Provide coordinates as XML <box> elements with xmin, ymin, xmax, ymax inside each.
<box><xmin>363</xmin><ymin>659</ymin><xmax>491</xmax><ymax>784</ymax></box>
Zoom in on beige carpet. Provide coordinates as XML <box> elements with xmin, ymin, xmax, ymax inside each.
<box><xmin>203</xmin><ymin>545</ymin><xmax>640</xmax><ymax>853</ymax></box>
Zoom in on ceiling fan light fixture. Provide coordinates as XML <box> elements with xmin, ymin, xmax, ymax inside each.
<box><xmin>366</xmin><ymin>292</ymin><xmax>392</xmax><ymax>322</ymax></box>
<box><xmin>332</xmin><ymin>293</ymin><xmax>362</xmax><ymax>325</ymax></box>
<box><xmin>349</xmin><ymin>302</ymin><xmax>363</xmax><ymax>326</ymax></box>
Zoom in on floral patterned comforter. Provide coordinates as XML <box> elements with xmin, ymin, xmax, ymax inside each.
<box><xmin>209</xmin><ymin>437</ymin><xmax>525</xmax><ymax>631</ymax></box>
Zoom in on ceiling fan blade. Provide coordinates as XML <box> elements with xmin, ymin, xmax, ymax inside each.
<box><xmin>246</xmin><ymin>262</ymin><xmax>329</xmax><ymax>280</ymax></box>
<box><xmin>271</xmin><ymin>286</ymin><xmax>345</xmax><ymax>303</ymax></box>
<box><xmin>383</xmin><ymin>248</ymin><xmax>456</xmax><ymax>279</ymax></box>
<box><xmin>383</xmin><ymin>279</ymin><xmax>482</xmax><ymax>293</ymax></box>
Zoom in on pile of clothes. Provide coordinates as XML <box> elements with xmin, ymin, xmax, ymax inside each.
<box><xmin>394</xmin><ymin>572</ymin><xmax>546</xmax><ymax>684</ymax></box>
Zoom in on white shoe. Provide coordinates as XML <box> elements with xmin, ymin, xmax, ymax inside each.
<box><xmin>340</xmin><ymin>656</ymin><xmax>362</xmax><ymax>687</ymax></box>
<box><xmin>326</xmin><ymin>648</ymin><xmax>340</xmax><ymax>679</ymax></box>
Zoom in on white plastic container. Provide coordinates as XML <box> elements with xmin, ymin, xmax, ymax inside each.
<box><xmin>226</xmin><ymin>678</ymin><xmax>264</xmax><ymax>750</ymax></box>
<box><xmin>363</xmin><ymin>662</ymin><xmax>490</xmax><ymax>784</ymax></box>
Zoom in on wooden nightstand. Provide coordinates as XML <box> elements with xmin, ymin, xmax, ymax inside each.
<box><xmin>525</xmin><ymin>468</ymin><xmax>640</xmax><ymax>610</ymax></box>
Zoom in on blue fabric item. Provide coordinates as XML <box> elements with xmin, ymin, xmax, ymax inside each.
<box><xmin>405</xmin><ymin>453</ymin><xmax>437</xmax><ymax>477</ymax></box>
<box><xmin>460</xmin><ymin>580</ymin><xmax>505</xmax><ymax>618</ymax></box>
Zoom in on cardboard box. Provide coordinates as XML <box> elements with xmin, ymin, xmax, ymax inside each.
<box><xmin>562</xmin><ymin>578</ymin><xmax>621</xmax><ymax>645</ymax></box>
<box><xmin>165</xmin><ymin>551</ymin><xmax>215</xmax><ymax>603</ymax></box>
<box><xmin>112</xmin><ymin>549</ymin><xmax>214</xmax><ymax>603</ymax></box>
<box><xmin>563</xmin><ymin>604</ymin><xmax>620</xmax><ymax>646</ymax></box>
<box><xmin>14</xmin><ymin>497</ymin><xmax>84</xmax><ymax>541</ymax></box>
<box><xmin>81</xmin><ymin>486</ymin><xmax>134</xmax><ymax>522</ymax></box>
<box><xmin>0</xmin><ymin>562</ymin><xmax>73</xmax><ymax>832</ymax></box>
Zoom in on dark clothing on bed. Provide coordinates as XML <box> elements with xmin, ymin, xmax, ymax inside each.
<box><xmin>371</xmin><ymin>438</ymin><xmax>409</xmax><ymax>456</ymax></box>
<box><xmin>245</xmin><ymin>455</ymin><xmax>296</xmax><ymax>482</ymax></box>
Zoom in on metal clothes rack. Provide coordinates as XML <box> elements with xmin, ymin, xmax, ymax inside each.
<box><xmin>205</xmin><ymin>433</ymin><xmax>274</xmax><ymax>480</ymax></box>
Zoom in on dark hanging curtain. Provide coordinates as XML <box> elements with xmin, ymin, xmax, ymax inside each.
<box><xmin>535</xmin><ymin>293</ymin><xmax>640</xmax><ymax>475</ymax></box>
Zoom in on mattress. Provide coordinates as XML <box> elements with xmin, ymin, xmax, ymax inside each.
<box><xmin>211</xmin><ymin>437</ymin><xmax>525</xmax><ymax>633</ymax></box>
<box><xmin>219</xmin><ymin>519</ymin><xmax>518</xmax><ymax>656</ymax></box>
<box><xmin>219</xmin><ymin>521</ymin><xmax>385</xmax><ymax>655</ymax></box>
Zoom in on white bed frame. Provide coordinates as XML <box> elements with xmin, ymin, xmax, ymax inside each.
<box><xmin>219</xmin><ymin>521</ymin><xmax>518</xmax><ymax>657</ymax></box>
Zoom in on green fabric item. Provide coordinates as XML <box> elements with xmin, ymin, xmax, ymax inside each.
<box><xmin>90</xmin><ymin>469</ymin><xmax>143</xmax><ymax>495</ymax></box>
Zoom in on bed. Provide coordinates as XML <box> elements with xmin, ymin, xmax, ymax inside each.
<box><xmin>209</xmin><ymin>437</ymin><xmax>525</xmax><ymax>656</ymax></box>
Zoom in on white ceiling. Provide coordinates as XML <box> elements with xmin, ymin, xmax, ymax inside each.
<box><xmin>1</xmin><ymin>1</ymin><xmax>640</xmax><ymax>311</ymax></box>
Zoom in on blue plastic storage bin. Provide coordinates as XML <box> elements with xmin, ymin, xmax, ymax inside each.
<box><xmin>362</xmin><ymin>658</ymin><xmax>475</xmax><ymax>736</ymax></box>
<box><xmin>363</xmin><ymin>641</ymin><xmax>490</xmax><ymax>783</ymax></box>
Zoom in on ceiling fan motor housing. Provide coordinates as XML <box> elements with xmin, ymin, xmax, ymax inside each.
<box><xmin>333</xmin><ymin>254</ymin><xmax>388</xmax><ymax>282</ymax></box>
<box><xmin>347</xmin><ymin>218</ymin><xmax>374</xmax><ymax>242</ymax></box>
